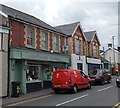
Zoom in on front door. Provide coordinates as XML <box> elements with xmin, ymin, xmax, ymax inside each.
<box><xmin>77</xmin><ymin>63</ymin><xmax>83</xmax><ymax>71</ymax></box>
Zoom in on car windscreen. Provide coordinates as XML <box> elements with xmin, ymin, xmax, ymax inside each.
<box><xmin>89</xmin><ymin>69</ymin><xmax>102</xmax><ymax>75</ymax></box>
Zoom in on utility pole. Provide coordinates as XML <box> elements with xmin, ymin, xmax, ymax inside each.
<box><xmin>112</xmin><ymin>36</ymin><xmax>116</xmax><ymax>73</ymax></box>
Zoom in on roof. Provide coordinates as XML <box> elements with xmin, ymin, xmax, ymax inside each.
<box><xmin>55</xmin><ymin>22</ymin><xmax>80</xmax><ymax>36</ymax></box>
<box><xmin>84</xmin><ymin>30</ymin><xmax>100</xmax><ymax>45</ymax></box>
<box><xmin>0</xmin><ymin>4</ymin><xmax>64</xmax><ymax>35</ymax></box>
<box><xmin>104</xmin><ymin>47</ymin><xmax>120</xmax><ymax>54</ymax></box>
<box><xmin>101</xmin><ymin>57</ymin><xmax>109</xmax><ymax>63</ymax></box>
<box><xmin>84</xmin><ymin>30</ymin><xmax>96</xmax><ymax>42</ymax></box>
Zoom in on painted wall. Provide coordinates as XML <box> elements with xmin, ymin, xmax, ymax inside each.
<box><xmin>71</xmin><ymin>54</ymin><xmax>88</xmax><ymax>74</ymax></box>
<box><xmin>105</xmin><ymin>48</ymin><xmax>119</xmax><ymax>64</ymax></box>
<box><xmin>105</xmin><ymin>48</ymin><xmax>119</xmax><ymax>70</ymax></box>
<box><xmin>0</xmin><ymin>51</ymin><xmax>2</xmax><ymax>97</ymax></box>
<box><xmin>0</xmin><ymin>33</ymin><xmax>8</xmax><ymax>97</ymax></box>
<box><xmin>1</xmin><ymin>52</ymin><xmax>8</xmax><ymax>97</ymax></box>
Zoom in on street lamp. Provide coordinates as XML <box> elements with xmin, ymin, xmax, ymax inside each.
<box><xmin>112</xmin><ymin>36</ymin><xmax>115</xmax><ymax>72</ymax></box>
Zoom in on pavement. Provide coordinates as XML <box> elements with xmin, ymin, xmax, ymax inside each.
<box><xmin>1</xmin><ymin>88</ymin><xmax>54</xmax><ymax>107</ymax></box>
<box><xmin>1</xmin><ymin>75</ymin><xmax>120</xmax><ymax>107</ymax></box>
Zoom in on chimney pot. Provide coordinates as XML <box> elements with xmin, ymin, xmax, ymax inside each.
<box><xmin>108</xmin><ymin>43</ymin><xmax>112</xmax><ymax>48</ymax></box>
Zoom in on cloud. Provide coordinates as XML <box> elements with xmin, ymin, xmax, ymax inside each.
<box><xmin>1</xmin><ymin>0</ymin><xmax>118</xmax><ymax>50</ymax></box>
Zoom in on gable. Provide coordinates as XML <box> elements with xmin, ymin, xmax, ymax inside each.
<box><xmin>73</xmin><ymin>25</ymin><xmax>86</xmax><ymax>41</ymax></box>
<box><xmin>91</xmin><ymin>33</ymin><xmax>100</xmax><ymax>46</ymax></box>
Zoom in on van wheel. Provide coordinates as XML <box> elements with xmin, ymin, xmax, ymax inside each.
<box><xmin>72</xmin><ymin>85</ymin><xmax>77</xmax><ymax>93</ymax></box>
<box><xmin>87</xmin><ymin>82</ymin><xmax>91</xmax><ymax>89</ymax></box>
<box><xmin>101</xmin><ymin>79</ymin><xmax>105</xmax><ymax>85</ymax></box>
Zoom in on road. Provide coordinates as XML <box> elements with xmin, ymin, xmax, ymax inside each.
<box><xmin>8</xmin><ymin>77</ymin><xmax>120</xmax><ymax>107</ymax></box>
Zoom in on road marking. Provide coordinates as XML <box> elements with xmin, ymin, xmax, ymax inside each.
<box><xmin>113</xmin><ymin>102</ymin><xmax>120</xmax><ymax>108</ymax></box>
<box><xmin>6</xmin><ymin>94</ymin><xmax>52</xmax><ymax>107</ymax></box>
<box><xmin>98</xmin><ymin>86</ymin><xmax>113</xmax><ymax>92</ymax></box>
<box><xmin>56</xmin><ymin>94</ymin><xmax>88</xmax><ymax>106</ymax></box>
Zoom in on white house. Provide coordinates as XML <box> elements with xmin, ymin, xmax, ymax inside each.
<box><xmin>102</xmin><ymin>45</ymin><xmax>120</xmax><ymax>74</ymax></box>
<box><xmin>0</xmin><ymin>11</ymin><xmax>9</xmax><ymax>97</ymax></box>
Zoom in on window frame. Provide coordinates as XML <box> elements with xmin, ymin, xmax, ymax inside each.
<box><xmin>41</xmin><ymin>31</ymin><xmax>48</xmax><ymax>50</ymax></box>
<box><xmin>93</xmin><ymin>44</ymin><xmax>97</xmax><ymax>57</ymax></box>
<box><xmin>53</xmin><ymin>34</ymin><xmax>59</xmax><ymax>52</ymax></box>
<box><xmin>76</xmin><ymin>38</ymin><xmax>81</xmax><ymax>54</ymax></box>
<box><xmin>27</xmin><ymin>27</ymin><xmax>35</xmax><ymax>48</ymax></box>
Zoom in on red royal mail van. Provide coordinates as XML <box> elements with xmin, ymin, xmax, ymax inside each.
<box><xmin>52</xmin><ymin>69</ymin><xmax>91</xmax><ymax>94</ymax></box>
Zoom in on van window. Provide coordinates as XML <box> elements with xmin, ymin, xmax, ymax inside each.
<box><xmin>81</xmin><ymin>72</ymin><xmax>86</xmax><ymax>78</ymax></box>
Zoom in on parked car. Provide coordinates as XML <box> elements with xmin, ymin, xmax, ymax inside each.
<box><xmin>52</xmin><ymin>69</ymin><xmax>91</xmax><ymax>94</ymax></box>
<box><xmin>89</xmin><ymin>69</ymin><xmax>112</xmax><ymax>85</ymax></box>
<box><xmin>116</xmin><ymin>76</ymin><xmax>120</xmax><ymax>87</ymax></box>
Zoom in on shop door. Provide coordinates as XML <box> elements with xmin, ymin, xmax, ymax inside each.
<box><xmin>77</xmin><ymin>63</ymin><xmax>83</xmax><ymax>71</ymax></box>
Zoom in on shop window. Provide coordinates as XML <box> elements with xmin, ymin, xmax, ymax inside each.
<box><xmin>27</xmin><ymin>27</ymin><xmax>34</xmax><ymax>47</ymax></box>
<box><xmin>53</xmin><ymin>34</ymin><xmax>59</xmax><ymax>52</ymax></box>
<box><xmin>26</xmin><ymin>66</ymin><xmax>39</xmax><ymax>81</ymax></box>
<box><xmin>41</xmin><ymin>31</ymin><xmax>48</xmax><ymax>50</ymax></box>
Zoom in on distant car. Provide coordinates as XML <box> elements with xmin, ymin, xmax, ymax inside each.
<box><xmin>89</xmin><ymin>69</ymin><xmax>112</xmax><ymax>85</ymax></box>
<box><xmin>116</xmin><ymin>76</ymin><xmax>120</xmax><ymax>87</ymax></box>
<box><xmin>52</xmin><ymin>69</ymin><xmax>91</xmax><ymax>94</ymax></box>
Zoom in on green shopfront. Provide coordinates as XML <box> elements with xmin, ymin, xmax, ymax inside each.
<box><xmin>9</xmin><ymin>48</ymin><xmax>69</xmax><ymax>95</ymax></box>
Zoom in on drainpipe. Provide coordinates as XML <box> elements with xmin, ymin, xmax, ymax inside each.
<box><xmin>7</xmin><ymin>18</ymin><xmax>10</xmax><ymax>97</ymax></box>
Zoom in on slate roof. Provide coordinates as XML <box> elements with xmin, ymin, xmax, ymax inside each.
<box><xmin>0</xmin><ymin>4</ymin><xmax>64</xmax><ymax>34</ymax></box>
<box><xmin>55</xmin><ymin>22</ymin><xmax>80</xmax><ymax>36</ymax></box>
<box><xmin>101</xmin><ymin>57</ymin><xmax>109</xmax><ymax>63</ymax></box>
<box><xmin>84</xmin><ymin>30</ymin><xmax>96</xmax><ymax>42</ymax></box>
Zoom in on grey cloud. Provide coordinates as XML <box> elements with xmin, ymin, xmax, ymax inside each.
<box><xmin>2</xmin><ymin>1</ymin><xmax>118</xmax><ymax>50</ymax></box>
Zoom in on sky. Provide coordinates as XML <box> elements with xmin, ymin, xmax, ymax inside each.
<box><xmin>1</xmin><ymin>0</ymin><xmax>119</xmax><ymax>50</ymax></box>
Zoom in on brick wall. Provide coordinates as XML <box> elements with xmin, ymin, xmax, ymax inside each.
<box><xmin>72</xmin><ymin>26</ymin><xmax>86</xmax><ymax>55</ymax></box>
<box><xmin>10</xmin><ymin>20</ymin><xmax>25</xmax><ymax>48</ymax></box>
<box><xmin>10</xmin><ymin>19</ymin><xmax>66</xmax><ymax>55</ymax></box>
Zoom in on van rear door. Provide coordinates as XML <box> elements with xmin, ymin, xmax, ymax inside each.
<box><xmin>52</xmin><ymin>70</ymin><xmax>70</xmax><ymax>87</ymax></box>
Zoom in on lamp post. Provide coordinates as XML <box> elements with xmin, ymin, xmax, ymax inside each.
<box><xmin>112</xmin><ymin>36</ymin><xmax>115</xmax><ymax>73</ymax></box>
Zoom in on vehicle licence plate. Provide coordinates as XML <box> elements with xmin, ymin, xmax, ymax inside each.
<box><xmin>91</xmin><ymin>78</ymin><xmax>95</xmax><ymax>81</ymax></box>
<box><xmin>56</xmin><ymin>84</ymin><xmax>61</xmax><ymax>87</ymax></box>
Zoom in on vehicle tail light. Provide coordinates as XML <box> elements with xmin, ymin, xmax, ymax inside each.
<box><xmin>68</xmin><ymin>77</ymin><xmax>72</xmax><ymax>83</ymax></box>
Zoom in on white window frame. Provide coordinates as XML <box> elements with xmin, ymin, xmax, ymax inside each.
<box><xmin>53</xmin><ymin>34</ymin><xmax>59</xmax><ymax>52</ymax></box>
<box><xmin>93</xmin><ymin>45</ymin><xmax>97</xmax><ymax>57</ymax></box>
<box><xmin>27</xmin><ymin>27</ymin><xmax>34</xmax><ymax>47</ymax></box>
<box><xmin>76</xmin><ymin>39</ymin><xmax>81</xmax><ymax>54</ymax></box>
<box><xmin>41</xmin><ymin>31</ymin><xmax>48</xmax><ymax>50</ymax></box>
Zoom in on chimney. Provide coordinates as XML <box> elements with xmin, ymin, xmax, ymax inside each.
<box><xmin>108</xmin><ymin>43</ymin><xmax>112</xmax><ymax>48</ymax></box>
<box><xmin>118</xmin><ymin>47</ymin><xmax>120</xmax><ymax>52</ymax></box>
